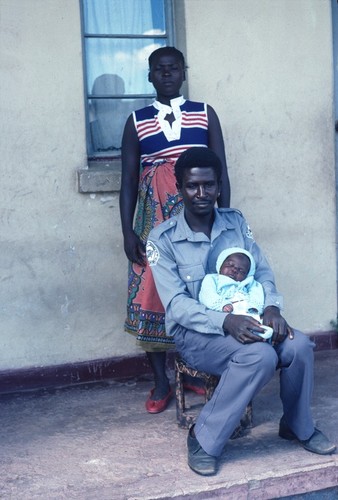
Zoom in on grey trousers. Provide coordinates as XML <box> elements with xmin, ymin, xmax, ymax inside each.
<box><xmin>174</xmin><ymin>329</ymin><xmax>315</xmax><ymax>457</ymax></box>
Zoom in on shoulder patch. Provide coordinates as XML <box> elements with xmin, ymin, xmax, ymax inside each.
<box><xmin>218</xmin><ymin>208</ymin><xmax>254</xmax><ymax>239</ymax></box>
<box><xmin>246</xmin><ymin>224</ymin><xmax>254</xmax><ymax>239</ymax></box>
<box><xmin>146</xmin><ymin>240</ymin><xmax>160</xmax><ymax>266</ymax></box>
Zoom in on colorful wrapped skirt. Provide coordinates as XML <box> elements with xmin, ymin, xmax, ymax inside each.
<box><xmin>124</xmin><ymin>159</ymin><xmax>183</xmax><ymax>351</ymax></box>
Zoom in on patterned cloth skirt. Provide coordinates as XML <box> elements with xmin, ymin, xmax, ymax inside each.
<box><xmin>124</xmin><ymin>159</ymin><xmax>183</xmax><ymax>352</ymax></box>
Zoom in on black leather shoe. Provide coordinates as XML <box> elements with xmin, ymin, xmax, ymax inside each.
<box><xmin>279</xmin><ymin>417</ymin><xmax>336</xmax><ymax>455</ymax></box>
<box><xmin>187</xmin><ymin>426</ymin><xmax>218</xmax><ymax>476</ymax></box>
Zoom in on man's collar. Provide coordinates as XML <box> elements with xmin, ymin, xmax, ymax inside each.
<box><xmin>171</xmin><ymin>208</ymin><xmax>235</xmax><ymax>242</ymax></box>
<box><xmin>171</xmin><ymin>210</ymin><xmax>207</xmax><ymax>242</ymax></box>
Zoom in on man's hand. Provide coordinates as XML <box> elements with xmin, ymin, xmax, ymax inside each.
<box><xmin>123</xmin><ymin>231</ymin><xmax>146</xmax><ymax>266</ymax></box>
<box><xmin>223</xmin><ymin>314</ymin><xmax>266</xmax><ymax>344</ymax></box>
<box><xmin>262</xmin><ymin>306</ymin><xmax>294</xmax><ymax>345</ymax></box>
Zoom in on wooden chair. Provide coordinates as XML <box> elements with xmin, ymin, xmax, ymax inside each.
<box><xmin>175</xmin><ymin>356</ymin><xmax>253</xmax><ymax>437</ymax></box>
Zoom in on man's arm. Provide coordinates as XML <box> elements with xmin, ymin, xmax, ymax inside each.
<box><xmin>233</xmin><ymin>214</ymin><xmax>283</xmax><ymax>310</ymax></box>
<box><xmin>233</xmin><ymin>214</ymin><xmax>293</xmax><ymax>343</ymax></box>
<box><xmin>149</xmin><ymin>237</ymin><xmax>264</xmax><ymax>343</ymax></box>
<box><xmin>147</xmin><ymin>234</ymin><xmax>226</xmax><ymax>336</ymax></box>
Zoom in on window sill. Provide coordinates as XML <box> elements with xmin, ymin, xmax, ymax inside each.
<box><xmin>77</xmin><ymin>159</ymin><xmax>121</xmax><ymax>193</ymax></box>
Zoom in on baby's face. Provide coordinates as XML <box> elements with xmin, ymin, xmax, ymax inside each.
<box><xmin>219</xmin><ymin>253</ymin><xmax>250</xmax><ymax>281</ymax></box>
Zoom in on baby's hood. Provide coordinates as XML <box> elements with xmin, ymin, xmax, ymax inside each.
<box><xmin>216</xmin><ymin>247</ymin><xmax>256</xmax><ymax>277</ymax></box>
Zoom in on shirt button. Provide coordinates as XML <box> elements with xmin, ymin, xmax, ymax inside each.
<box><xmin>186</xmin><ymin>275</ymin><xmax>191</xmax><ymax>280</ymax></box>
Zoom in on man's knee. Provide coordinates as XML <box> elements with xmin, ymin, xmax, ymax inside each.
<box><xmin>277</xmin><ymin>330</ymin><xmax>315</xmax><ymax>366</ymax></box>
<box><xmin>291</xmin><ymin>330</ymin><xmax>315</xmax><ymax>351</ymax></box>
<box><xmin>234</xmin><ymin>342</ymin><xmax>278</xmax><ymax>376</ymax></box>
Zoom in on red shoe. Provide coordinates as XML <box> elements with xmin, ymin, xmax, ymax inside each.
<box><xmin>183</xmin><ymin>383</ymin><xmax>206</xmax><ymax>396</ymax></box>
<box><xmin>145</xmin><ymin>387</ymin><xmax>173</xmax><ymax>414</ymax></box>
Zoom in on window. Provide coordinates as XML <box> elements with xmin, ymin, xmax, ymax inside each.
<box><xmin>80</xmin><ymin>0</ymin><xmax>175</xmax><ymax>160</ymax></box>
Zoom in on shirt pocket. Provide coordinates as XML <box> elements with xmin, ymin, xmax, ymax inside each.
<box><xmin>178</xmin><ymin>264</ymin><xmax>206</xmax><ymax>284</ymax></box>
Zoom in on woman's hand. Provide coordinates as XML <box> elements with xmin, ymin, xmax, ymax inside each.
<box><xmin>263</xmin><ymin>306</ymin><xmax>294</xmax><ymax>345</ymax></box>
<box><xmin>123</xmin><ymin>231</ymin><xmax>146</xmax><ymax>266</ymax></box>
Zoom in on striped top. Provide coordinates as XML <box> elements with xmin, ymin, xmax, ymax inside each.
<box><xmin>133</xmin><ymin>96</ymin><xmax>209</xmax><ymax>167</ymax></box>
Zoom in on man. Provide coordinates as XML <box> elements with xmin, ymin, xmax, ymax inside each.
<box><xmin>146</xmin><ymin>147</ymin><xmax>336</xmax><ymax>476</ymax></box>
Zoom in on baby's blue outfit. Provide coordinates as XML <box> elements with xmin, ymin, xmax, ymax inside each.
<box><xmin>199</xmin><ymin>247</ymin><xmax>265</xmax><ymax>314</ymax></box>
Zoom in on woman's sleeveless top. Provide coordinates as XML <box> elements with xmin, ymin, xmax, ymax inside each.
<box><xmin>133</xmin><ymin>98</ymin><xmax>209</xmax><ymax>167</ymax></box>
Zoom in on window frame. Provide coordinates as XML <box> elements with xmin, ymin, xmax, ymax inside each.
<box><xmin>79</xmin><ymin>0</ymin><xmax>175</xmax><ymax>165</ymax></box>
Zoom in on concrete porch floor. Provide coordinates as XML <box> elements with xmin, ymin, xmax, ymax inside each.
<box><xmin>0</xmin><ymin>350</ymin><xmax>337</xmax><ymax>499</ymax></box>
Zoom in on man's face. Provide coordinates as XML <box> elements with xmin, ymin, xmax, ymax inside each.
<box><xmin>179</xmin><ymin>167</ymin><xmax>220</xmax><ymax>218</ymax></box>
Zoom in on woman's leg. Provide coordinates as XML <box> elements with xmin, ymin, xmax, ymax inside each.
<box><xmin>146</xmin><ymin>351</ymin><xmax>170</xmax><ymax>400</ymax></box>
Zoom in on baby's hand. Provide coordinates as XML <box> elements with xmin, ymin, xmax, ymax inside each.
<box><xmin>222</xmin><ymin>304</ymin><xmax>234</xmax><ymax>313</ymax></box>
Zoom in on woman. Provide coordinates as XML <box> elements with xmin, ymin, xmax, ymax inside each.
<box><xmin>119</xmin><ymin>46</ymin><xmax>230</xmax><ymax>413</ymax></box>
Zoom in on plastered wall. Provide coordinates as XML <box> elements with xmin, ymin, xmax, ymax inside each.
<box><xmin>0</xmin><ymin>0</ymin><xmax>136</xmax><ymax>370</ymax></box>
<box><xmin>180</xmin><ymin>0</ymin><xmax>337</xmax><ymax>330</ymax></box>
<box><xmin>0</xmin><ymin>0</ymin><xmax>336</xmax><ymax>371</ymax></box>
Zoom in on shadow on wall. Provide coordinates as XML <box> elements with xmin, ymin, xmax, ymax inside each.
<box><xmin>89</xmin><ymin>73</ymin><xmax>149</xmax><ymax>154</ymax></box>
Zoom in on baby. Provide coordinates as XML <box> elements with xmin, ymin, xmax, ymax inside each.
<box><xmin>199</xmin><ymin>247</ymin><xmax>263</xmax><ymax>314</ymax></box>
<box><xmin>199</xmin><ymin>247</ymin><xmax>273</xmax><ymax>339</ymax></box>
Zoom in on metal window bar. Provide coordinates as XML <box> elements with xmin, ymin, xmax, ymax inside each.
<box><xmin>80</xmin><ymin>0</ymin><xmax>175</xmax><ymax>158</ymax></box>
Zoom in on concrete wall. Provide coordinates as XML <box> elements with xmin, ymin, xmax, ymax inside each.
<box><xmin>0</xmin><ymin>0</ymin><xmax>136</xmax><ymax>370</ymax></box>
<box><xmin>180</xmin><ymin>0</ymin><xmax>337</xmax><ymax>330</ymax></box>
<box><xmin>0</xmin><ymin>0</ymin><xmax>336</xmax><ymax>371</ymax></box>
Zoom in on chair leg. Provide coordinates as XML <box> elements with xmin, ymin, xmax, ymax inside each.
<box><xmin>241</xmin><ymin>401</ymin><xmax>253</xmax><ymax>429</ymax></box>
<box><xmin>174</xmin><ymin>358</ymin><xmax>253</xmax><ymax>434</ymax></box>
<box><xmin>230</xmin><ymin>401</ymin><xmax>253</xmax><ymax>439</ymax></box>
<box><xmin>205</xmin><ymin>376</ymin><xmax>219</xmax><ymax>402</ymax></box>
<box><xmin>175</xmin><ymin>364</ymin><xmax>187</xmax><ymax>428</ymax></box>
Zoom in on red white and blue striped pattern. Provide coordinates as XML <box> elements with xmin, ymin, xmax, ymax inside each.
<box><xmin>133</xmin><ymin>100</ymin><xmax>209</xmax><ymax>166</ymax></box>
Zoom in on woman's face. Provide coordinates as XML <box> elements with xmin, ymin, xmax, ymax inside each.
<box><xmin>148</xmin><ymin>53</ymin><xmax>185</xmax><ymax>101</ymax></box>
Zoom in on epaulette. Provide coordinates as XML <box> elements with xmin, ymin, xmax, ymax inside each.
<box><xmin>218</xmin><ymin>207</ymin><xmax>243</xmax><ymax>216</ymax></box>
<box><xmin>150</xmin><ymin>217</ymin><xmax>178</xmax><ymax>238</ymax></box>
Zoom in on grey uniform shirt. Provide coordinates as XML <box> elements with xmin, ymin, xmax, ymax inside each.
<box><xmin>146</xmin><ymin>208</ymin><xmax>283</xmax><ymax>338</ymax></box>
